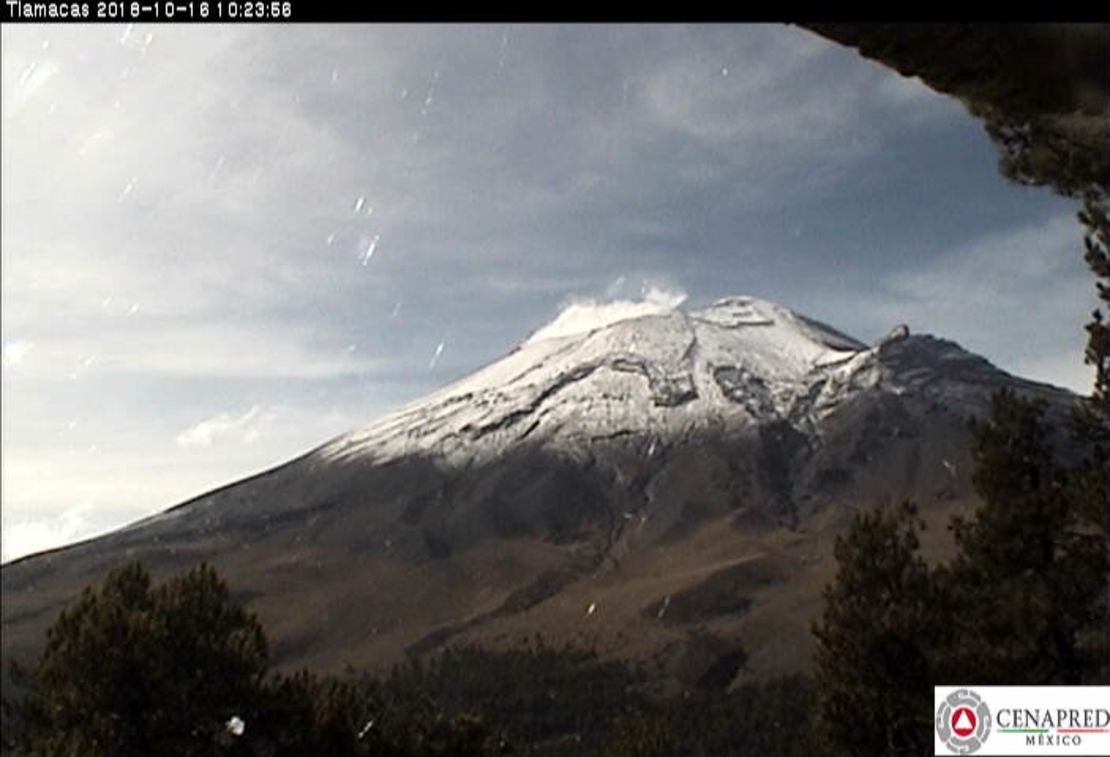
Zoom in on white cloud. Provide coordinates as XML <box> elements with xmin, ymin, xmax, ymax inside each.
<box><xmin>0</xmin><ymin>23</ymin><xmax>1085</xmax><ymax>561</ymax></box>
<box><xmin>1</xmin><ymin>403</ymin><xmax>364</xmax><ymax>559</ymax></box>
<box><xmin>886</xmin><ymin>214</ymin><xmax>1084</xmax><ymax>304</ymax></box>
<box><xmin>637</xmin><ymin>31</ymin><xmax>873</xmax><ymax>155</ymax></box>
<box><xmin>1</xmin><ymin>502</ymin><xmax>95</xmax><ymax>563</ymax></box>
<box><xmin>1011</xmin><ymin>350</ymin><xmax>1095</xmax><ymax>396</ymax></box>
<box><xmin>176</xmin><ymin>405</ymin><xmax>273</xmax><ymax>448</ymax></box>
<box><xmin>1</xmin><ymin>339</ymin><xmax>33</xmax><ymax>367</ymax></box>
<box><xmin>815</xmin><ymin>211</ymin><xmax>1095</xmax><ymax>394</ymax></box>
<box><xmin>1</xmin><ymin>324</ymin><xmax>381</xmax><ymax>381</ymax></box>
<box><xmin>526</xmin><ymin>284</ymin><xmax>687</xmax><ymax>343</ymax></box>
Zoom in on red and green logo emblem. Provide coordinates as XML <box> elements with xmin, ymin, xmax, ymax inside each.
<box><xmin>937</xmin><ymin>689</ymin><xmax>992</xmax><ymax>754</ymax></box>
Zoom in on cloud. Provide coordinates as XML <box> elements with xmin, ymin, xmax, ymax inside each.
<box><xmin>641</xmin><ymin>45</ymin><xmax>860</xmax><ymax>149</ymax></box>
<box><xmin>885</xmin><ymin>214</ymin><xmax>1084</xmax><ymax>305</ymax></box>
<box><xmin>1</xmin><ymin>402</ymin><xmax>367</xmax><ymax>561</ymax></box>
<box><xmin>526</xmin><ymin>284</ymin><xmax>687</xmax><ymax>343</ymax></box>
<box><xmin>1011</xmin><ymin>350</ymin><xmax>1095</xmax><ymax>396</ymax></box>
<box><xmin>176</xmin><ymin>405</ymin><xmax>274</xmax><ymax>448</ymax></box>
<box><xmin>1</xmin><ymin>502</ymin><xmax>95</xmax><ymax>563</ymax></box>
<box><xmin>1</xmin><ymin>323</ymin><xmax>381</xmax><ymax>381</ymax></box>
<box><xmin>808</xmin><ymin>211</ymin><xmax>1094</xmax><ymax>394</ymax></box>
<box><xmin>1</xmin><ymin>23</ymin><xmax>1082</xmax><ymax>559</ymax></box>
<box><xmin>1</xmin><ymin>339</ymin><xmax>33</xmax><ymax>367</ymax></box>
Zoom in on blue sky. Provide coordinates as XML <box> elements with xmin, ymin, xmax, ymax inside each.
<box><xmin>0</xmin><ymin>24</ymin><xmax>1094</xmax><ymax>561</ymax></box>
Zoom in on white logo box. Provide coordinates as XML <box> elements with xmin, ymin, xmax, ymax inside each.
<box><xmin>934</xmin><ymin>686</ymin><xmax>1110</xmax><ymax>756</ymax></box>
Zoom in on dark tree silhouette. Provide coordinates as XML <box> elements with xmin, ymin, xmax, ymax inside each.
<box><xmin>812</xmin><ymin>502</ymin><xmax>935</xmax><ymax>756</ymax></box>
<box><xmin>813</xmin><ymin>393</ymin><xmax>1108</xmax><ymax>756</ymax></box>
<box><xmin>1</xmin><ymin>563</ymin><xmax>509</xmax><ymax>757</ymax></box>
<box><xmin>3</xmin><ymin>562</ymin><xmax>268</xmax><ymax>756</ymax></box>
<box><xmin>938</xmin><ymin>391</ymin><xmax>1106</xmax><ymax>686</ymax></box>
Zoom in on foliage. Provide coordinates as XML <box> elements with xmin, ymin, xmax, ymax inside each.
<box><xmin>1079</xmin><ymin>195</ymin><xmax>1110</xmax><ymax>415</ymax></box>
<box><xmin>812</xmin><ymin>502</ymin><xmax>936</xmax><ymax>755</ymax></box>
<box><xmin>1072</xmin><ymin>194</ymin><xmax>1110</xmax><ymax>684</ymax></box>
<box><xmin>814</xmin><ymin>391</ymin><xmax>1109</xmax><ymax>755</ymax></box>
<box><xmin>939</xmin><ymin>391</ymin><xmax>1106</xmax><ymax>685</ymax></box>
<box><xmin>362</xmin><ymin>642</ymin><xmax>644</xmax><ymax>757</ymax></box>
<box><xmin>652</xmin><ymin>675</ymin><xmax>817</xmax><ymax>757</ymax></box>
<box><xmin>243</xmin><ymin>670</ymin><xmax>380</xmax><ymax>756</ymax></box>
<box><xmin>603</xmin><ymin>714</ymin><xmax>675</xmax><ymax>757</ymax></box>
<box><xmin>1</xmin><ymin>562</ymin><xmax>820</xmax><ymax>756</ymax></box>
<box><xmin>0</xmin><ymin>563</ymin><xmax>508</xmax><ymax>757</ymax></box>
<box><xmin>2</xmin><ymin>562</ymin><xmax>268</xmax><ymax>756</ymax></box>
<box><xmin>357</xmin><ymin>643</ymin><xmax>815</xmax><ymax>756</ymax></box>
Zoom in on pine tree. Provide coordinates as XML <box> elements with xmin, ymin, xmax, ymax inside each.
<box><xmin>811</xmin><ymin>392</ymin><xmax>1107</xmax><ymax>756</ymax></box>
<box><xmin>2</xmin><ymin>562</ymin><xmax>269</xmax><ymax>756</ymax></box>
<box><xmin>937</xmin><ymin>390</ymin><xmax>1104</xmax><ymax>685</ymax></box>
<box><xmin>1073</xmin><ymin>193</ymin><xmax>1110</xmax><ymax>681</ymax></box>
<box><xmin>1</xmin><ymin>562</ymin><xmax>514</xmax><ymax>756</ymax></box>
<box><xmin>1079</xmin><ymin>195</ymin><xmax>1110</xmax><ymax>416</ymax></box>
<box><xmin>812</xmin><ymin>502</ymin><xmax>935</xmax><ymax>756</ymax></box>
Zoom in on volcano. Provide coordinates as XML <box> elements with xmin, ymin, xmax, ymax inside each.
<box><xmin>0</xmin><ymin>296</ymin><xmax>1078</xmax><ymax>690</ymax></box>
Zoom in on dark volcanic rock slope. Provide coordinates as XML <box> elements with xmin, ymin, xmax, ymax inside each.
<box><xmin>0</xmin><ymin>296</ymin><xmax>1077</xmax><ymax>686</ymax></box>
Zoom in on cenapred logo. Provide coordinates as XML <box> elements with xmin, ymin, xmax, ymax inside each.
<box><xmin>936</xmin><ymin>688</ymin><xmax>992</xmax><ymax>754</ymax></box>
<box><xmin>934</xmin><ymin>686</ymin><xmax>1110</xmax><ymax>756</ymax></box>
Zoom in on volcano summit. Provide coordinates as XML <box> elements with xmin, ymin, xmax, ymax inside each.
<box><xmin>0</xmin><ymin>296</ymin><xmax>1077</xmax><ymax>688</ymax></box>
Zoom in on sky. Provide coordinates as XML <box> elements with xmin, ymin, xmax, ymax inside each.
<box><xmin>0</xmin><ymin>24</ymin><xmax>1095</xmax><ymax>563</ymax></box>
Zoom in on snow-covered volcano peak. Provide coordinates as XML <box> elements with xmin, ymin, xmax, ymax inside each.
<box><xmin>316</xmin><ymin>295</ymin><xmax>886</xmax><ymax>468</ymax></box>
<box><xmin>317</xmin><ymin>293</ymin><xmax>1069</xmax><ymax>472</ymax></box>
<box><xmin>693</xmin><ymin>294</ymin><xmax>778</xmax><ymax>324</ymax></box>
<box><xmin>692</xmin><ymin>296</ymin><xmax>866</xmax><ymax>353</ymax></box>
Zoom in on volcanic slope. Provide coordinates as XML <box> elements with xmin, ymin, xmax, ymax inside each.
<box><xmin>0</xmin><ymin>296</ymin><xmax>1077</xmax><ymax>689</ymax></box>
